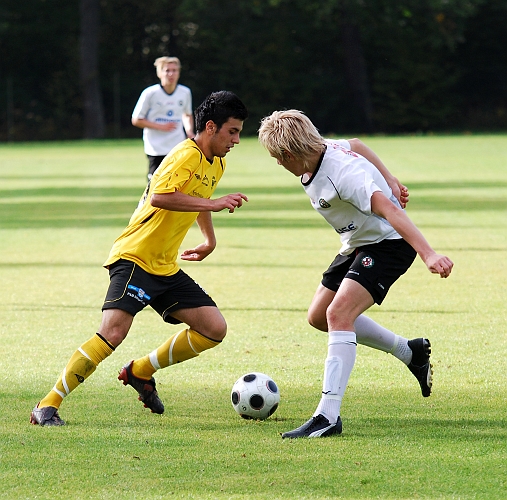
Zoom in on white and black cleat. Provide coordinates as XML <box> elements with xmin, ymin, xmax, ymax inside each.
<box><xmin>281</xmin><ymin>414</ymin><xmax>342</xmax><ymax>439</ymax></box>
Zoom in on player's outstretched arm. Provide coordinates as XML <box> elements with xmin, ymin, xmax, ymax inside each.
<box><xmin>151</xmin><ymin>190</ymin><xmax>248</xmax><ymax>213</ymax></box>
<box><xmin>348</xmin><ymin>138</ymin><xmax>409</xmax><ymax>208</ymax></box>
<box><xmin>181</xmin><ymin>212</ymin><xmax>216</xmax><ymax>261</ymax></box>
<box><xmin>371</xmin><ymin>191</ymin><xmax>453</xmax><ymax>278</ymax></box>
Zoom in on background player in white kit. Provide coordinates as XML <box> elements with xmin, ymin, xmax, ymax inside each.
<box><xmin>132</xmin><ymin>56</ymin><xmax>195</xmax><ymax>179</ymax></box>
<box><xmin>258</xmin><ymin>110</ymin><xmax>454</xmax><ymax>439</ymax></box>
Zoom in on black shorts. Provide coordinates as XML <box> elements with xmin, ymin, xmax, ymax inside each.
<box><xmin>147</xmin><ymin>155</ymin><xmax>166</xmax><ymax>177</ymax></box>
<box><xmin>102</xmin><ymin>259</ymin><xmax>217</xmax><ymax>324</ymax></box>
<box><xmin>321</xmin><ymin>239</ymin><xmax>417</xmax><ymax>305</ymax></box>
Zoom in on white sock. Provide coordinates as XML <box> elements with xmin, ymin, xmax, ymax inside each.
<box><xmin>314</xmin><ymin>330</ymin><xmax>356</xmax><ymax>424</ymax></box>
<box><xmin>354</xmin><ymin>314</ymin><xmax>412</xmax><ymax>365</ymax></box>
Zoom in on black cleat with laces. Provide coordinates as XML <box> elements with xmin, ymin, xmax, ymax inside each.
<box><xmin>118</xmin><ymin>360</ymin><xmax>165</xmax><ymax>414</ymax></box>
<box><xmin>407</xmin><ymin>338</ymin><xmax>433</xmax><ymax>397</ymax></box>
<box><xmin>281</xmin><ymin>414</ymin><xmax>342</xmax><ymax>439</ymax></box>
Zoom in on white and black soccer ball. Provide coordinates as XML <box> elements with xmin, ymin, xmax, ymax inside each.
<box><xmin>231</xmin><ymin>372</ymin><xmax>280</xmax><ymax>420</ymax></box>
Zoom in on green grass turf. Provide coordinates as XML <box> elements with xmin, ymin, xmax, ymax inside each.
<box><xmin>0</xmin><ymin>136</ymin><xmax>506</xmax><ymax>499</ymax></box>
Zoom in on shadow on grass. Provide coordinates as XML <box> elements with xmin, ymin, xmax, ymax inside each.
<box><xmin>1</xmin><ymin>180</ymin><xmax>507</xmax><ymax>229</ymax></box>
<box><xmin>1</xmin><ymin>301</ymin><xmax>466</xmax><ymax>316</ymax></box>
<box><xmin>349</xmin><ymin>416</ymin><xmax>507</xmax><ymax>441</ymax></box>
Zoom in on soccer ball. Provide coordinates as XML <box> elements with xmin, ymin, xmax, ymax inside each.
<box><xmin>231</xmin><ymin>372</ymin><xmax>280</xmax><ymax>420</ymax></box>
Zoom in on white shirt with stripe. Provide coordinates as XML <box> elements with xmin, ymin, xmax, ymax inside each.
<box><xmin>302</xmin><ymin>140</ymin><xmax>402</xmax><ymax>255</ymax></box>
<box><xmin>132</xmin><ymin>84</ymin><xmax>192</xmax><ymax>156</ymax></box>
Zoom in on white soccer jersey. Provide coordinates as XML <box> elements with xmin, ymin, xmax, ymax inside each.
<box><xmin>302</xmin><ymin>140</ymin><xmax>402</xmax><ymax>255</ymax></box>
<box><xmin>132</xmin><ymin>84</ymin><xmax>192</xmax><ymax>156</ymax></box>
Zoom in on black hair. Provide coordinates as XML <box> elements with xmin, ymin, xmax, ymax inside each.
<box><xmin>194</xmin><ymin>91</ymin><xmax>248</xmax><ymax>132</ymax></box>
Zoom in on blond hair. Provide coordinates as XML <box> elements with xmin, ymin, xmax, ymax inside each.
<box><xmin>258</xmin><ymin>110</ymin><xmax>324</xmax><ymax>163</ymax></box>
<box><xmin>154</xmin><ymin>56</ymin><xmax>181</xmax><ymax>70</ymax></box>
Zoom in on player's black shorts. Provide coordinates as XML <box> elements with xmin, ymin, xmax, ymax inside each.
<box><xmin>147</xmin><ymin>155</ymin><xmax>166</xmax><ymax>177</ymax></box>
<box><xmin>102</xmin><ymin>259</ymin><xmax>217</xmax><ymax>324</ymax></box>
<box><xmin>321</xmin><ymin>238</ymin><xmax>417</xmax><ymax>305</ymax></box>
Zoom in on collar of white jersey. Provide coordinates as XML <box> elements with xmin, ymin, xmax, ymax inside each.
<box><xmin>301</xmin><ymin>147</ymin><xmax>326</xmax><ymax>187</ymax></box>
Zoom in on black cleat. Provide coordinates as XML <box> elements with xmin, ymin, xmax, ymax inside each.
<box><xmin>281</xmin><ymin>414</ymin><xmax>342</xmax><ymax>439</ymax></box>
<box><xmin>407</xmin><ymin>338</ymin><xmax>433</xmax><ymax>397</ymax></box>
<box><xmin>30</xmin><ymin>404</ymin><xmax>66</xmax><ymax>426</ymax></box>
<box><xmin>118</xmin><ymin>361</ymin><xmax>165</xmax><ymax>414</ymax></box>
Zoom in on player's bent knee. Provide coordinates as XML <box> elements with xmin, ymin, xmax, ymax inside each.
<box><xmin>326</xmin><ymin>308</ymin><xmax>356</xmax><ymax>332</ymax></box>
<box><xmin>201</xmin><ymin>317</ymin><xmax>227</xmax><ymax>341</ymax></box>
<box><xmin>307</xmin><ymin>309</ymin><xmax>327</xmax><ymax>332</ymax></box>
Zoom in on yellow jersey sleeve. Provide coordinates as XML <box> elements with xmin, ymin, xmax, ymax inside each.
<box><xmin>103</xmin><ymin>139</ymin><xmax>226</xmax><ymax>276</ymax></box>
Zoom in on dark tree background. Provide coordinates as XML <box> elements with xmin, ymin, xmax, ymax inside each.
<box><xmin>0</xmin><ymin>0</ymin><xmax>505</xmax><ymax>140</ymax></box>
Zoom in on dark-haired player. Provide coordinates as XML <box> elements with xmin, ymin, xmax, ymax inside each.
<box><xmin>31</xmin><ymin>91</ymin><xmax>248</xmax><ymax>426</ymax></box>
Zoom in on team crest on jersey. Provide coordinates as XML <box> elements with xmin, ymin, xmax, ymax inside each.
<box><xmin>361</xmin><ymin>256</ymin><xmax>374</xmax><ymax>268</ymax></box>
<box><xmin>319</xmin><ymin>198</ymin><xmax>331</xmax><ymax>208</ymax></box>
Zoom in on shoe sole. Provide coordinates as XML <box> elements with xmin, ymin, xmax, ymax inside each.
<box><xmin>408</xmin><ymin>338</ymin><xmax>433</xmax><ymax>397</ymax></box>
<box><xmin>425</xmin><ymin>363</ymin><xmax>433</xmax><ymax>397</ymax></box>
<box><xmin>308</xmin><ymin>425</ymin><xmax>342</xmax><ymax>438</ymax></box>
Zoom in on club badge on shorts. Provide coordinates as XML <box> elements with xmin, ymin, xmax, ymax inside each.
<box><xmin>361</xmin><ymin>256</ymin><xmax>374</xmax><ymax>268</ymax></box>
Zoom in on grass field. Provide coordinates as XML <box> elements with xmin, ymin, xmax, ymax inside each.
<box><xmin>1</xmin><ymin>136</ymin><xmax>506</xmax><ymax>499</ymax></box>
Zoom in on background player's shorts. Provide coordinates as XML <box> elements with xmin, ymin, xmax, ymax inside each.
<box><xmin>147</xmin><ymin>155</ymin><xmax>166</xmax><ymax>178</ymax></box>
<box><xmin>321</xmin><ymin>238</ymin><xmax>416</xmax><ymax>305</ymax></box>
<box><xmin>102</xmin><ymin>259</ymin><xmax>217</xmax><ymax>324</ymax></box>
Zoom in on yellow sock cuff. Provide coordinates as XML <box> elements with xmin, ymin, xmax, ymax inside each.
<box><xmin>81</xmin><ymin>334</ymin><xmax>115</xmax><ymax>365</ymax></box>
<box><xmin>149</xmin><ymin>328</ymin><xmax>221</xmax><ymax>369</ymax></box>
<box><xmin>187</xmin><ymin>329</ymin><xmax>220</xmax><ymax>353</ymax></box>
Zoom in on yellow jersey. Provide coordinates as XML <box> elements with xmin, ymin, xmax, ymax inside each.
<box><xmin>104</xmin><ymin>139</ymin><xmax>225</xmax><ymax>276</ymax></box>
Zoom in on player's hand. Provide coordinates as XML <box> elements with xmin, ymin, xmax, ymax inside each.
<box><xmin>159</xmin><ymin>122</ymin><xmax>178</xmax><ymax>132</ymax></box>
<box><xmin>399</xmin><ymin>184</ymin><xmax>409</xmax><ymax>208</ymax></box>
<box><xmin>388</xmin><ymin>177</ymin><xmax>409</xmax><ymax>208</ymax></box>
<box><xmin>180</xmin><ymin>242</ymin><xmax>215</xmax><ymax>261</ymax></box>
<box><xmin>425</xmin><ymin>253</ymin><xmax>454</xmax><ymax>278</ymax></box>
<box><xmin>211</xmin><ymin>193</ymin><xmax>248</xmax><ymax>213</ymax></box>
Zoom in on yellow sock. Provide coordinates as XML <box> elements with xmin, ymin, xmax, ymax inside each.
<box><xmin>132</xmin><ymin>329</ymin><xmax>220</xmax><ymax>379</ymax></box>
<box><xmin>38</xmin><ymin>334</ymin><xmax>115</xmax><ymax>409</ymax></box>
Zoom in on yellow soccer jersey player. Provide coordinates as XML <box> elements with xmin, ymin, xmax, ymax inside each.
<box><xmin>104</xmin><ymin>139</ymin><xmax>226</xmax><ymax>276</ymax></box>
<box><xmin>31</xmin><ymin>91</ymin><xmax>249</xmax><ymax>426</ymax></box>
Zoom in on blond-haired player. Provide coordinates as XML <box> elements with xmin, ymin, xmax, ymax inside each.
<box><xmin>132</xmin><ymin>56</ymin><xmax>195</xmax><ymax>179</ymax></box>
<box><xmin>258</xmin><ymin>110</ymin><xmax>453</xmax><ymax>438</ymax></box>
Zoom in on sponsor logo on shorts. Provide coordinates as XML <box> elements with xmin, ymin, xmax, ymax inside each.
<box><xmin>319</xmin><ymin>198</ymin><xmax>331</xmax><ymax>208</ymax></box>
<box><xmin>361</xmin><ymin>256</ymin><xmax>374</xmax><ymax>268</ymax></box>
<box><xmin>127</xmin><ymin>285</ymin><xmax>151</xmax><ymax>303</ymax></box>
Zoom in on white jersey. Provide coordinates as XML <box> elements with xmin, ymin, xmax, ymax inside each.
<box><xmin>132</xmin><ymin>84</ymin><xmax>192</xmax><ymax>156</ymax></box>
<box><xmin>302</xmin><ymin>139</ymin><xmax>402</xmax><ymax>255</ymax></box>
